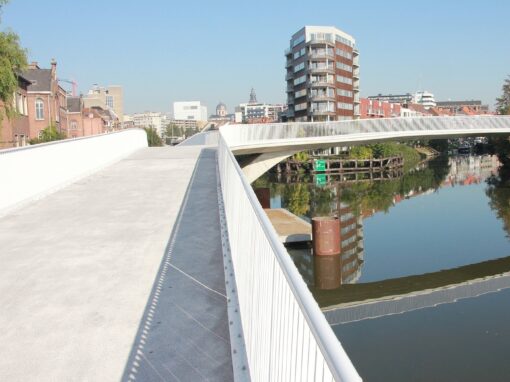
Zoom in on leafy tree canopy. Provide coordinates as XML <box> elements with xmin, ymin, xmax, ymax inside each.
<box><xmin>144</xmin><ymin>127</ymin><xmax>163</xmax><ymax>147</ymax></box>
<box><xmin>0</xmin><ymin>0</ymin><xmax>28</xmax><ymax>121</ymax></box>
<box><xmin>496</xmin><ymin>76</ymin><xmax>510</xmax><ymax>115</ymax></box>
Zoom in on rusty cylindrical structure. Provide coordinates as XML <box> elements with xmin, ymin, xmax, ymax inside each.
<box><xmin>314</xmin><ymin>254</ymin><xmax>342</xmax><ymax>290</ymax></box>
<box><xmin>312</xmin><ymin>216</ymin><xmax>341</xmax><ymax>256</ymax></box>
<box><xmin>254</xmin><ymin>188</ymin><xmax>271</xmax><ymax>209</ymax></box>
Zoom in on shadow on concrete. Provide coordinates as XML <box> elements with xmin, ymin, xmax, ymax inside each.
<box><xmin>121</xmin><ymin>148</ymin><xmax>233</xmax><ymax>382</ymax></box>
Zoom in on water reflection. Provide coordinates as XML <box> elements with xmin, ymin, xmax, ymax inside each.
<box><xmin>258</xmin><ymin>153</ymin><xmax>510</xmax><ymax>381</ymax></box>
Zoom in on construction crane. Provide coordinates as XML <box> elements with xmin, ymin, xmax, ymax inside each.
<box><xmin>57</xmin><ymin>78</ymin><xmax>78</xmax><ymax>96</ymax></box>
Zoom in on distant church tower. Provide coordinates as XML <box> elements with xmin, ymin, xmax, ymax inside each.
<box><xmin>249</xmin><ymin>88</ymin><xmax>258</xmax><ymax>104</ymax></box>
<box><xmin>216</xmin><ymin>102</ymin><xmax>227</xmax><ymax>117</ymax></box>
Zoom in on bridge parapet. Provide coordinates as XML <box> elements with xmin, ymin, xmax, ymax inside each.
<box><xmin>218</xmin><ymin>132</ymin><xmax>362</xmax><ymax>381</ymax></box>
<box><xmin>222</xmin><ymin>116</ymin><xmax>510</xmax><ymax>155</ymax></box>
<box><xmin>0</xmin><ymin>129</ymin><xmax>147</xmax><ymax>215</ymax></box>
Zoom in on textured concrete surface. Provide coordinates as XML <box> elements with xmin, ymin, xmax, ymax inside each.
<box><xmin>0</xmin><ymin>144</ymin><xmax>232</xmax><ymax>381</ymax></box>
<box><xmin>265</xmin><ymin>208</ymin><xmax>312</xmax><ymax>243</ymax></box>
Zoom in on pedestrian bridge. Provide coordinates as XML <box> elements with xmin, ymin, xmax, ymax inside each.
<box><xmin>1</xmin><ymin>116</ymin><xmax>510</xmax><ymax>382</ymax></box>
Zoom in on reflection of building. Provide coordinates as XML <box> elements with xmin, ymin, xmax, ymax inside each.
<box><xmin>285</xmin><ymin>26</ymin><xmax>360</xmax><ymax>122</ymax></box>
<box><xmin>291</xmin><ymin>192</ymin><xmax>365</xmax><ymax>289</ymax></box>
<box><xmin>442</xmin><ymin>155</ymin><xmax>500</xmax><ymax>187</ymax></box>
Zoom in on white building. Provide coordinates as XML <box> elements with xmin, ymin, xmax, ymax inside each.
<box><xmin>235</xmin><ymin>102</ymin><xmax>287</xmax><ymax>123</ymax></box>
<box><xmin>173</xmin><ymin>101</ymin><xmax>208</xmax><ymax>122</ymax></box>
<box><xmin>130</xmin><ymin>112</ymin><xmax>167</xmax><ymax>137</ymax></box>
<box><xmin>414</xmin><ymin>91</ymin><xmax>436</xmax><ymax>109</ymax></box>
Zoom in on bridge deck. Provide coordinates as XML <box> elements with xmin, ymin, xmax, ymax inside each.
<box><xmin>0</xmin><ymin>141</ymin><xmax>233</xmax><ymax>381</ymax></box>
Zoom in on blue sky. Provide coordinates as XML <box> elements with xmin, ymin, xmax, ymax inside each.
<box><xmin>2</xmin><ymin>0</ymin><xmax>509</xmax><ymax>115</ymax></box>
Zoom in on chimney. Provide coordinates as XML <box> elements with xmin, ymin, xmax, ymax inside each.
<box><xmin>29</xmin><ymin>61</ymin><xmax>39</xmax><ymax>69</ymax></box>
<box><xmin>50</xmin><ymin>58</ymin><xmax>57</xmax><ymax>81</ymax></box>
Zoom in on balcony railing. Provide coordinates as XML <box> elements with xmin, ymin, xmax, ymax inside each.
<box><xmin>308</xmin><ymin>80</ymin><xmax>335</xmax><ymax>88</ymax></box>
<box><xmin>310</xmin><ymin>67</ymin><xmax>335</xmax><ymax>75</ymax></box>
<box><xmin>309</xmin><ymin>52</ymin><xmax>335</xmax><ymax>60</ymax></box>
<box><xmin>309</xmin><ymin>94</ymin><xmax>336</xmax><ymax>102</ymax></box>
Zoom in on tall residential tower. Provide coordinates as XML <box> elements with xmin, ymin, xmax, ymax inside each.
<box><xmin>285</xmin><ymin>26</ymin><xmax>359</xmax><ymax>122</ymax></box>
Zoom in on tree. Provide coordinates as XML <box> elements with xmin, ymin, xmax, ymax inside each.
<box><xmin>496</xmin><ymin>76</ymin><xmax>510</xmax><ymax>115</ymax></box>
<box><xmin>29</xmin><ymin>124</ymin><xmax>66</xmax><ymax>144</ymax></box>
<box><xmin>144</xmin><ymin>127</ymin><xmax>163</xmax><ymax>147</ymax></box>
<box><xmin>0</xmin><ymin>0</ymin><xmax>28</xmax><ymax>123</ymax></box>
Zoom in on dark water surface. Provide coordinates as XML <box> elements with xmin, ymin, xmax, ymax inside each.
<box><xmin>258</xmin><ymin>154</ymin><xmax>510</xmax><ymax>381</ymax></box>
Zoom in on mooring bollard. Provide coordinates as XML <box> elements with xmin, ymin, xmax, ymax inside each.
<box><xmin>253</xmin><ymin>188</ymin><xmax>270</xmax><ymax>209</ymax></box>
<box><xmin>311</xmin><ymin>216</ymin><xmax>341</xmax><ymax>256</ymax></box>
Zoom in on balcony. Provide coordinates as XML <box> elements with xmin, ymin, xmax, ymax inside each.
<box><xmin>353</xmin><ymin>48</ymin><xmax>359</xmax><ymax>56</ymax></box>
<box><xmin>310</xmin><ymin>109</ymin><xmax>336</xmax><ymax>116</ymax></box>
<box><xmin>286</xmin><ymin>60</ymin><xmax>293</xmax><ymax>68</ymax></box>
<box><xmin>353</xmin><ymin>69</ymin><xmax>360</xmax><ymax>79</ymax></box>
<box><xmin>308</xmin><ymin>80</ymin><xmax>334</xmax><ymax>88</ymax></box>
<box><xmin>308</xmin><ymin>38</ymin><xmax>335</xmax><ymax>47</ymax></box>
<box><xmin>285</xmin><ymin>47</ymin><xmax>292</xmax><ymax>56</ymax></box>
<box><xmin>309</xmin><ymin>94</ymin><xmax>335</xmax><ymax>102</ymax></box>
<box><xmin>285</xmin><ymin>72</ymin><xmax>294</xmax><ymax>81</ymax></box>
<box><xmin>309</xmin><ymin>52</ymin><xmax>335</xmax><ymax>60</ymax></box>
<box><xmin>309</xmin><ymin>66</ymin><xmax>335</xmax><ymax>75</ymax></box>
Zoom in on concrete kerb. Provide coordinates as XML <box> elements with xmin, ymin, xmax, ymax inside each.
<box><xmin>216</xmin><ymin>152</ymin><xmax>251</xmax><ymax>381</ymax></box>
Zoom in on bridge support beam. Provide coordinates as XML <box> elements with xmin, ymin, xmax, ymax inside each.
<box><xmin>241</xmin><ymin>150</ymin><xmax>297</xmax><ymax>183</ymax></box>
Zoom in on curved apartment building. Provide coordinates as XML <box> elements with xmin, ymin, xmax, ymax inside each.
<box><xmin>285</xmin><ymin>26</ymin><xmax>360</xmax><ymax>122</ymax></box>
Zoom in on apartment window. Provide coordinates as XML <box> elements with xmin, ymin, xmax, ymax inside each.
<box><xmin>336</xmin><ymin>48</ymin><xmax>352</xmax><ymax>60</ymax></box>
<box><xmin>70</xmin><ymin>120</ymin><xmax>78</xmax><ymax>130</ymax></box>
<box><xmin>337</xmin><ymin>89</ymin><xmax>353</xmax><ymax>97</ymax></box>
<box><xmin>294</xmin><ymin>62</ymin><xmax>305</xmax><ymax>73</ymax></box>
<box><xmin>295</xmin><ymin>89</ymin><xmax>307</xmax><ymax>98</ymax></box>
<box><xmin>335</xmin><ymin>34</ymin><xmax>353</xmax><ymax>47</ymax></box>
<box><xmin>106</xmin><ymin>95</ymin><xmax>114</xmax><ymax>108</ymax></box>
<box><xmin>292</xmin><ymin>34</ymin><xmax>305</xmax><ymax>47</ymax></box>
<box><xmin>295</xmin><ymin>102</ymin><xmax>307</xmax><ymax>111</ymax></box>
<box><xmin>294</xmin><ymin>75</ymin><xmax>306</xmax><ymax>86</ymax></box>
<box><xmin>338</xmin><ymin>102</ymin><xmax>354</xmax><ymax>110</ymax></box>
<box><xmin>336</xmin><ymin>62</ymin><xmax>352</xmax><ymax>72</ymax></box>
<box><xmin>336</xmin><ymin>75</ymin><xmax>353</xmax><ymax>85</ymax></box>
<box><xmin>35</xmin><ymin>98</ymin><xmax>44</xmax><ymax>120</ymax></box>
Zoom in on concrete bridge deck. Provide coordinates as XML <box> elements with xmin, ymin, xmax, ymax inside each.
<box><xmin>0</xmin><ymin>140</ymin><xmax>233</xmax><ymax>381</ymax></box>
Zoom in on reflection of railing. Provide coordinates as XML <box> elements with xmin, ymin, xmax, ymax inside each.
<box><xmin>218</xmin><ymin>134</ymin><xmax>361</xmax><ymax>381</ymax></box>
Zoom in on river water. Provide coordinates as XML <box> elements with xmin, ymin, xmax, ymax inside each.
<box><xmin>256</xmin><ymin>154</ymin><xmax>510</xmax><ymax>381</ymax></box>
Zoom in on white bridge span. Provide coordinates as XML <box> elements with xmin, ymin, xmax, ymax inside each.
<box><xmin>221</xmin><ymin>116</ymin><xmax>510</xmax><ymax>183</ymax></box>
<box><xmin>217</xmin><ymin>116</ymin><xmax>510</xmax><ymax>381</ymax></box>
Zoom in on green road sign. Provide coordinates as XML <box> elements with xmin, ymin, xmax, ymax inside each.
<box><xmin>314</xmin><ymin>159</ymin><xmax>326</xmax><ymax>172</ymax></box>
<box><xmin>315</xmin><ymin>174</ymin><xmax>327</xmax><ymax>186</ymax></box>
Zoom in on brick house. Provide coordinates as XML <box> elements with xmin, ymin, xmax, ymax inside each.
<box><xmin>66</xmin><ymin>96</ymin><xmax>118</xmax><ymax>138</ymax></box>
<box><xmin>23</xmin><ymin>60</ymin><xmax>68</xmax><ymax>139</ymax></box>
<box><xmin>0</xmin><ymin>73</ymin><xmax>31</xmax><ymax>148</ymax></box>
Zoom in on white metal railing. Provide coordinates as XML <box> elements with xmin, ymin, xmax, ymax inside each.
<box><xmin>218</xmin><ymin>133</ymin><xmax>361</xmax><ymax>381</ymax></box>
<box><xmin>222</xmin><ymin>116</ymin><xmax>510</xmax><ymax>150</ymax></box>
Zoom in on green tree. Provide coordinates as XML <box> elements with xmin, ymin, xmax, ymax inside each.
<box><xmin>496</xmin><ymin>76</ymin><xmax>510</xmax><ymax>115</ymax></box>
<box><xmin>164</xmin><ymin>123</ymin><xmax>182</xmax><ymax>138</ymax></box>
<box><xmin>144</xmin><ymin>127</ymin><xmax>163</xmax><ymax>147</ymax></box>
<box><xmin>0</xmin><ymin>0</ymin><xmax>28</xmax><ymax>123</ymax></box>
<box><xmin>29</xmin><ymin>124</ymin><xmax>66</xmax><ymax>144</ymax></box>
<box><xmin>349</xmin><ymin>145</ymin><xmax>373</xmax><ymax>159</ymax></box>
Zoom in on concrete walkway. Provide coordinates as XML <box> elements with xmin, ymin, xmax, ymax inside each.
<box><xmin>0</xmin><ymin>142</ymin><xmax>233</xmax><ymax>381</ymax></box>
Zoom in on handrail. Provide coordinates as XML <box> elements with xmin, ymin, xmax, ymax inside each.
<box><xmin>218</xmin><ymin>127</ymin><xmax>362</xmax><ymax>381</ymax></box>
